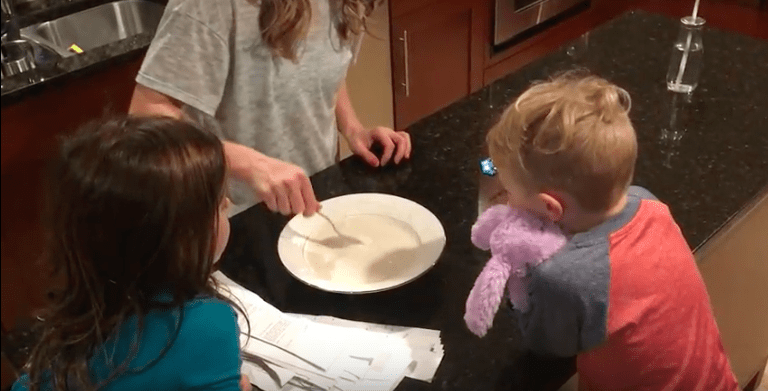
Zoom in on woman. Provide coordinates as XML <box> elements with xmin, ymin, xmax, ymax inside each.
<box><xmin>129</xmin><ymin>0</ymin><xmax>411</xmax><ymax>217</ymax></box>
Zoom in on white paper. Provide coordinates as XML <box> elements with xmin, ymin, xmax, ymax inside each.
<box><xmin>215</xmin><ymin>271</ymin><xmax>340</xmax><ymax>370</ymax></box>
<box><xmin>288</xmin><ymin>313</ymin><xmax>444</xmax><ymax>382</ymax></box>
<box><xmin>240</xmin><ymin>331</ymin><xmax>343</xmax><ymax>390</ymax></box>
<box><xmin>214</xmin><ymin>271</ymin><xmax>441</xmax><ymax>390</ymax></box>
<box><xmin>241</xmin><ymin>361</ymin><xmax>281</xmax><ymax>391</ymax></box>
<box><xmin>243</xmin><ymin>359</ymin><xmax>295</xmax><ymax>388</ymax></box>
<box><xmin>240</xmin><ymin>332</ymin><xmax>333</xmax><ymax>377</ymax></box>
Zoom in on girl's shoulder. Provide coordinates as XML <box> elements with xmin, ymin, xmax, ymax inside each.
<box><xmin>148</xmin><ymin>295</ymin><xmax>238</xmax><ymax>339</ymax></box>
<box><xmin>182</xmin><ymin>296</ymin><xmax>238</xmax><ymax>326</ymax></box>
<box><xmin>152</xmin><ymin>297</ymin><xmax>239</xmax><ymax>360</ymax></box>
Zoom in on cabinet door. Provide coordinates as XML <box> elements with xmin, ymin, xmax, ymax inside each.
<box><xmin>1</xmin><ymin>58</ymin><xmax>142</xmax><ymax>378</ymax></box>
<box><xmin>391</xmin><ymin>0</ymin><xmax>486</xmax><ymax>129</ymax></box>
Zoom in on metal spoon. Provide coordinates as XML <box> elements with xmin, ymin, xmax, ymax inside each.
<box><xmin>316</xmin><ymin>211</ymin><xmax>363</xmax><ymax>247</ymax></box>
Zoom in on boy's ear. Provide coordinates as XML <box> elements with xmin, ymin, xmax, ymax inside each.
<box><xmin>537</xmin><ymin>192</ymin><xmax>564</xmax><ymax>222</ymax></box>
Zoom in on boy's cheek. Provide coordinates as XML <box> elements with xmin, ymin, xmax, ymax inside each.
<box><xmin>491</xmin><ymin>190</ymin><xmax>509</xmax><ymax>205</ymax></box>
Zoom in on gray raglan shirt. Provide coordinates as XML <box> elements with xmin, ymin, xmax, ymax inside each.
<box><xmin>509</xmin><ymin>186</ymin><xmax>738</xmax><ymax>390</ymax></box>
<box><xmin>512</xmin><ymin>186</ymin><xmax>659</xmax><ymax>356</ymax></box>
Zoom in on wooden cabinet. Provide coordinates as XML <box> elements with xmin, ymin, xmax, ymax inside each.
<box><xmin>0</xmin><ymin>57</ymin><xmax>143</xmax><ymax>388</ymax></box>
<box><xmin>696</xmin><ymin>190</ymin><xmax>768</xmax><ymax>389</ymax></box>
<box><xmin>390</xmin><ymin>0</ymin><xmax>487</xmax><ymax>129</ymax></box>
<box><xmin>1</xmin><ymin>352</ymin><xmax>17</xmax><ymax>391</ymax></box>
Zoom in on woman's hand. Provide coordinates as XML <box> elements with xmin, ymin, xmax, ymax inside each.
<box><xmin>345</xmin><ymin>126</ymin><xmax>412</xmax><ymax>167</ymax></box>
<box><xmin>223</xmin><ymin>141</ymin><xmax>320</xmax><ymax>216</ymax></box>
<box><xmin>335</xmin><ymin>82</ymin><xmax>410</xmax><ymax>167</ymax></box>
<box><xmin>240</xmin><ymin>374</ymin><xmax>252</xmax><ymax>391</ymax></box>
<box><xmin>250</xmin><ymin>154</ymin><xmax>320</xmax><ymax>216</ymax></box>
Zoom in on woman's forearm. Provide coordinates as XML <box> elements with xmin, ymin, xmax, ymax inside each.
<box><xmin>129</xmin><ymin>85</ymin><xmax>270</xmax><ymax>185</ymax></box>
<box><xmin>335</xmin><ymin>81</ymin><xmax>364</xmax><ymax>138</ymax></box>
<box><xmin>129</xmin><ymin>85</ymin><xmax>269</xmax><ymax>182</ymax></box>
<box><xmin>222</xmin><ymin>141</ymin><xmax>271</xmax><ymax>183</ymax></box>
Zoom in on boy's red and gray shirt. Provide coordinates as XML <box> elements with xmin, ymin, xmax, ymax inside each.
<box><xmin>513</xmin><ymin>186</ymin><xmax>739</xmax><ymax>391</ymax></box>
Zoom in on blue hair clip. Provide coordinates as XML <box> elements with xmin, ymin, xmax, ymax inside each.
<box><xmin>479</xmin><ymin>157</ymin><xmax>497</xmax><ymax>176</ymax></box>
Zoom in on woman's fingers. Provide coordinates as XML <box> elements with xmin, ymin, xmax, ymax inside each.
<box><xmin>299</xmin><ymin>176</ymin><xmax>320</xmax><ymax>216</ymax></box>
<box><xmin>257</xmin><ymin>182</ymin><xmax>279</xmax><ymax>212</ymax></box>
<box><xmin>372</xmin><ymin>128</ymin><xmax>396</xmax><ymax>166</ymax></box>
<box><xmin>277</xmin><ymin>170</ymin><xmax>319</xmax><ymax>216</ymax></box>
<box><xmin>369</xmin><ymin>128</ymin><xmax>411</xmax><ymax>165</ymax></box>
<box><xmin>253</xmin><ymin>157</ymin><xmax>318</xmax><ymax>215</ymax></box>
<box><xmin>400</xmin><ymin>131</ymin><xmax>412</xmax><ymax>159</ymax></box>
<box><xmin>392</xmin><ymin>131</ymin><xmax>411</xmax><ymax>164</ymax></box>
<box><xmin>352</xmin><ymin>138</ymin><xmax>380</xmax><ymax>167</ymax></box>
<box><xmin>273</xmin><ymin>184</ymin><xmax>292</xmax><ymax>215</ymax></box>
<box><xmin>287</xmin><ymin>178</ymin><xmax>307</xmax><ymax>216</ymax></box>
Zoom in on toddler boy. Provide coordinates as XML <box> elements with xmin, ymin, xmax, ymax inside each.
<box><xmin>486</xmin><ymin>71</ymin><xmax>739</xmax><ymax>390</ymax></box>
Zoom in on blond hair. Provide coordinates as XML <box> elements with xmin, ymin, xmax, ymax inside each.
<box><xmin>487</xmin><ymin>71</ymin><xmax>637</xmax><ymax>212</ymax></box>
<box><xmin>256</xmin><ymin>0</ymin><xmax>381</xmax><ymax>62</ymax></box>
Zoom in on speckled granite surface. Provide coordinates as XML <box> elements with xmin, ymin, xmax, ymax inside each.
<box><xmin>217</xmin><ymin>10</ymin><xmax>768</xmax><ymax>391</ymax></box>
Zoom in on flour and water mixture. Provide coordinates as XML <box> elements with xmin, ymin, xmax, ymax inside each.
<box><xmin>303</xmin><ymin>214</ymin><xmax>422</xmax><ymax>286</ymax></box>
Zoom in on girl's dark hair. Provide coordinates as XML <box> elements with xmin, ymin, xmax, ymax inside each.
<box><xmin>24</xmin><ymin>116</ymin><xmax>240</xmax><ymax>391</ymax></box>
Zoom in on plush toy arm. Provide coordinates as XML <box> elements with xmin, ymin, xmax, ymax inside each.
<box><xmin>471</xmin><ymin>204</ymin><xmax>513</xmax><ymax>251</ymax></box>
<box><xmin>464</xmin><ymin>254</ymin><xmax>513</xmax><ymax>337</ymax></box>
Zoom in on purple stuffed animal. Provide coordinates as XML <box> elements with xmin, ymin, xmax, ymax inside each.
<box><xmin>464</xmin><ymin>204</ymin><xmax>567</xmax><ymax>337</ymax></box>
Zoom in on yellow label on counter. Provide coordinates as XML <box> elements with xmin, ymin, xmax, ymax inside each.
<box><xmin>68</xmin><ymin>44</ymin><xmax>83</xmax><ymax>54</ymax></box>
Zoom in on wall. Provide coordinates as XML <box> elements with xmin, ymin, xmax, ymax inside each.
<box><xmin>340</xmin><ymin>0</ymin><xmax>393</xmax><ymax>160</ymax></box>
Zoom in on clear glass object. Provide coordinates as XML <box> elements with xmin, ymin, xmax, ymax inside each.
<box><xmin>666</xmin><ymin>16</ymin><xmax>706</xmax><ymax>93</ymax></box>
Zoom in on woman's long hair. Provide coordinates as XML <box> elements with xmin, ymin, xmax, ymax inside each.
<box><xmin>257</xmin><ymin>0</ymin><xmax>382</xmax><ymax>62</ymax></box>
<box><xmin>24</xmin><ymin>116</ymin><xmax>240</xmax><ymax>391</ymax></box>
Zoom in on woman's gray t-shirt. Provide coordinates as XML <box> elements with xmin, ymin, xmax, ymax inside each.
<box><xmin>136</xmin><ymin>0</ymin><xmax>354</xmax><ymax>214</ymax></box>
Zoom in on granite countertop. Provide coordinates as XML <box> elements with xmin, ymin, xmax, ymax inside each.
<box><xmin>218</xmin><ymin>10</ymin><xmax>768</xmax><ymax>391</ymax></box>
<box><xmin>0</xmin><ymin>0</ymin><xmax>165</xmax><ymax>106</ymax></box>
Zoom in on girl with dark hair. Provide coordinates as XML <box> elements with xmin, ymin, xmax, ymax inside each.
<box><xmin>12</xmin><ymin>116</ymin><xmax>252</xmax><ymax>391</ymax></box>
<box><xmin>129</xmin><ymin>0</ymin><xmax>412</xmax><ymax>218</ymax></box>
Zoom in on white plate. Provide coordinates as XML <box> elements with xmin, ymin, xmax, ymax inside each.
<box><xmin>277</xmin><ymin>193</ymin><xmax>446</xmax><ymax>294</ymax></box>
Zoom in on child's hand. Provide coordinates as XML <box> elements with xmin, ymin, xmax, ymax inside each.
<box><xmin>240</xmin><ymin>374</ymin><xmax>252</xmax><ymax>391</ymax></box>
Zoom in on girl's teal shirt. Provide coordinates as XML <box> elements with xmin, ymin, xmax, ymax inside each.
<box><xmin>12</xmin><ymin>296</ymin><xmax>242</xmax><ymax>391</ymax></box>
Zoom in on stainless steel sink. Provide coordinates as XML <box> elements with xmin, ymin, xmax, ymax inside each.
<box><xmin>19</xmin><ymin>0</ymin><xmax>163</xmax><ymax>58</ymax></box>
